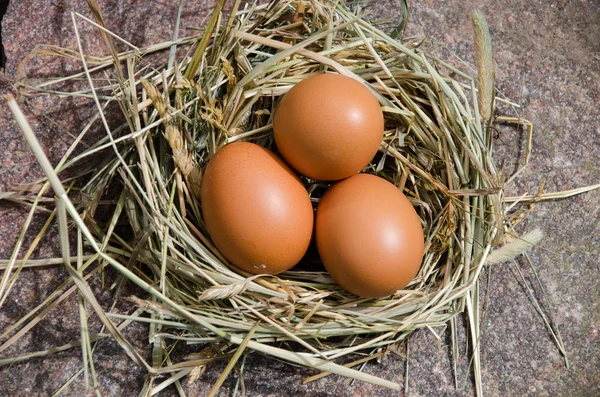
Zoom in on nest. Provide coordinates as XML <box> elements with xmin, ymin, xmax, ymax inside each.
<box><xmin>6</xmin><ymin>0</ymin><xmax>521</xmax><ymax>392</ymax></box>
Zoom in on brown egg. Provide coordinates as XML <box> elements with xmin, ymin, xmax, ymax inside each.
<box><xmin>200</xmin><ymin>142</ymin><xmax>313</xmax><ymax>275</ymax></box>
<box><xmin>273</xmin><ymin>73</ymin><xmax>384</xmax><ymax>181</ymax></box>
<box><xmin>315</xmin><ymin>174</ymin><xmax>424</xmax><ymax>297</ymax></box>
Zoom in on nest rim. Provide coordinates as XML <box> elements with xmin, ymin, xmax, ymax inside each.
<box><xmin>92</xmin><ymin>0</ymin><xmax>505</xmax><ymax>356</ymax></box>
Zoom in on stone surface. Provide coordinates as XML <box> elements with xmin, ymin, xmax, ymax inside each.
<box><xmin>0</xmin><ymin>0</ymin><xmax>599</xmax><ymax>396</ymax></box>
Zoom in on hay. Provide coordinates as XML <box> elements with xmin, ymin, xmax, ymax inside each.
<box><xmin>2</xmin><ymin>0</ymin><xmax>581</xmax><ymax>394</ymax></box>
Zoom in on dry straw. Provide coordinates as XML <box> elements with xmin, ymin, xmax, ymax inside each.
<box><xmin>2</xmin><ymin>0</ymin><xmax>589</xmax><ymax>394</ymax></box>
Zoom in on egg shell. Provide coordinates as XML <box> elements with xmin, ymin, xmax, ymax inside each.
<box><xmin>315</xmin><ymin>173</ymin><xmax>424</xmax><ymax>297</ymax></box>
<box><xmin>200</xmin><ymin>142</ymin><xmax>314</xmax><ymax>275</ymax></box>
<box><xmin>273</xmin><ymin>73</ymin><xmax>384</xmax><ymax>181</ymax></box>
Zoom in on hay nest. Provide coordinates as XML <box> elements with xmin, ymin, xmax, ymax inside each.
<box><xmin>7</xmin><ymin>0</ymin><xmax>523</xmax><ymax>391</ymax></box>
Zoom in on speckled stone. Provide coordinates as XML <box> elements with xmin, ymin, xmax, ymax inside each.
<box><xmin>1</xmin><ymin>1</ymin><xmax>599</xmax><ymax>396</ymax></box>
